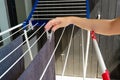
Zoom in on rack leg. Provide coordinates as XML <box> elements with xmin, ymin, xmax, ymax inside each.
<box><xmin>91</xmin><ymin>31</ymin><xmax>110</xmax><ymax>80</ymax></box>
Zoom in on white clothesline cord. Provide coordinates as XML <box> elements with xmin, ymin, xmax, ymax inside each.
<box><xmin>0</xmin><ymin>24</ymin><xmax>28</xmax><ymax>43</ymax></box>
<box><xmin>0</xmin><ymin>23</ymin><xmax>45</xmax><ymax>63</ymax></box>
<box><xmin>84</xmin><ymin>31</ymin><xmax>90</xmax><ymax>79</ymax></box>
<box><xmin>0</xmin><ymin>23</ymin><xmax>23</xmax><ymax>36</ymax></box>
<box><xmin>0</xmin><ymin>22</ymin><xmax>39</xmax><ymax>43</ymax></box>
<box><xmin>39</xmin><ymin>27</ymin><xmax>66</xmax><ymax>80</ymax></box>
<box><xmin>23</xmin><ymin>23</ymin><xmax>39</xmax><ymax>61</ymax></box>
<box><xmin>0</xmin><ymin>30</ymin><xmax>46</xmax><ymax>79</ymax></box>
<box><xmin>81</xmin><ymin>29</ymin><xmax>85</xmax><ymax>80</ymax></box>
<box><xmin>27</xmin><ymin>23</ymin><xmax>45</xmax><ymax>41</ymax></box>
<box><xmin>24</xmin><ymin>22</ymin><xmax>39</xmax><ymax>60</ymax></box>
<box><xmin>0</xmin><ymin>23</ymin><xmax>44</xmax><ymax>63</ymax></box>
<box><xmin>24</xmin><ymin>30</ymin><xmax>33</xmax><ymax>60</ymax></box>
<box><xmin>61</xmin><ymin>25</ymin><xmax>75</xmax><ymax>79</ymax></box>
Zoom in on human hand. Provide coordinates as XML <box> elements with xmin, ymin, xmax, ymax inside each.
<box><xmin>45</xmin><ymin>17</ymin><xmax>72</xmax><ymax>32</ymax></box>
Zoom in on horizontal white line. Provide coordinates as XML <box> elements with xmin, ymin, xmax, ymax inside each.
<box><xmin>37</xmin><ymin>3</ymin><xmax>86</xmax><ymax>6</ymax></box>
<box><xmin>34</xmin><ymin>10</ymin><xmax>86</xmax><ymax>13</ymax></box>
<box><xmin>0</xmin><ymin>23</ymin><xmax>23</xmax><ymax>36</ymax></box>
<box><xmin>38</xmin><ymin>0</ymin><xmax>86</xmax><ymax>3</ymax></box>
<box><xmin>32</xmin><ymin>13</ymin><xmax>86</xmax><ymax>16</ymax></box>
<box><xmin>32</xmin><ymin>18</ymin><xmax>53</xmax><ymax>20</ymax></box>
<box><xmin>35</xmin><ymin>6</ymin><xmax>86</xmax><ymax>9</ymax></box>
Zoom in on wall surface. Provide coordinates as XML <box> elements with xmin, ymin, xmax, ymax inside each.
<box><xmin>0</xmin><ymin>0</ymin><xmax>11</xmax><ymax>46</ymax></box>
<box><xmin>15</xmin><ymin>0</ymin><xmax>26</xmax><ymax>23</ymax></box>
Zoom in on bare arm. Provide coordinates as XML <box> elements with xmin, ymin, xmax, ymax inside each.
<box><xmin>45</xmin><ymin>16</ymin><xmax>120</xmax><ymax>36</ymax></box>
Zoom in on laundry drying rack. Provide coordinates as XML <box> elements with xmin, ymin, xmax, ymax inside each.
<box><xmin>0</xmin><ymin>0</ymin><xmax>110</xmax><ymax>80</ymax></box>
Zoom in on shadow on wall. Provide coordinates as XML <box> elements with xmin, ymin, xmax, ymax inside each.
<box><xmin>110</xmin><ymin>39</ymin><xmax>120</xmax><ymax>79</ymax></box>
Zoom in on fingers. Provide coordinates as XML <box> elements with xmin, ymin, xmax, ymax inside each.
<box><xmin>45</xmin><ymin>18</ymin><xmax>61</xmax><ymax>31</ymax></box>
<box><xmin>52</xmin><ymin>25</ymin><xmax>61</xmax><ymax>32</ymax></box>
<box><xmin>45</xmin><ymin>17</ymin><xmax>70</xmax><ymax>32</ymax></box>
<box><xmin>44</xmin><ymin>20</ymin><xmax>54</xmax><ymax>31</ymax></box>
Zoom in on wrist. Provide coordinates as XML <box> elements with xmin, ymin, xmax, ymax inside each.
<box><xmin>67</xmin><ymin>16</ymin><xmax>76</xmax><ymax>25</ymax></box>
<box><xmin>69</xmin><ymin>16</ymin><xmax>81</xmax><ymax>25</ymax></box>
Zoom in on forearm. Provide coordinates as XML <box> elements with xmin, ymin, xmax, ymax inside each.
<box><xmin>70</xmin><ymin>17</ymin><xmax>113</xmax><ymax>35</ymax></box>
<box><xmin>45</xmin><ymin>16</ymin><xmax>120</xmax><ymax>35</ymax></box>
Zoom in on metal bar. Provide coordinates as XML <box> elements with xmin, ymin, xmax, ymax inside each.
<box><xmin>0</xmin><ymin>23</ymin><xmax>22</xmax><ymax>36</ymax></box>
<box><xmin>0</xmin><ymin>26</ymin><xmax>24</xmax><ymax>43</ymax></box>
<box><xmin>32</xmin><ymin>15</ymin><xmax>86</xmax><ymax>20</ymax></box>
<box><xmin>35</xmin><ymin>6</ymin><xmax>86</xmax><ymax>9</ymax></box>
<box><xmin>38</xmin><ymin>0</ymin><xmax>86</xmax><ymax>3</ymax></box>
<box><xmin>0</xmin><ymin>23</ymin><xmax>45</xmax><ymax>63</ymax></box>
<box><xmin>81</xmin><ymin>29</ymin><xmax>85</xmax><ymax>80</ymax></box>
<box><xmin>61</xmin><ymin>25</ymin><xmax>74</xmax><ymax>78</ymax></box>
<box><xmin>91</xmin><ymin>14</ymin><xmax>110</xmax><ymax>80</ymax></box>
<box><xmin>92</xmin><ymin>38</ymin><xmax>106</xmax><ymax>73</ymax></box>
<box><xmin>34</xmin><ymin>10</ymin><xmax>86</xmax><ymax>13</ymax></box>
<box><xmin>39</xmin><ymin>27</ymin><xmax>66</xmax><ymax>80</ymax></box>
<box><xmin>23</xmin><ymin>22</ymin><xmax>38</xmax><ymax>61</ymax></box>
<box><xmin>83</xmin><ymin>0</ymin><xmax>91</xmax><ymax>79</ymax></box>
<box><xmin>84</xmin><ymin>31</ymin><xmax>90</xmax><ymax>79</ymax></box>
<box><xmin>23</xmin><ymin>0</ymin><xmax>39</xmax><ymax>28</ymax></box>
<box><xmin>32</xmin><ymin>14</ymin><xmax>86</xmax><ymax>16</ymax></box>
<box><xmin>24</xmin><ymin>30</ymin><xmax>33</xmax><ymax>60</ymax></box>
<box><xmin>37</xmin><ymin>3</ymin><xmax>86</xmax><ymax>6</ymax></box>
<box><xmin>32</xmin><ymin>18</ymin><xmax>53</xmax><ymax>20</ymax></box>
<box><xmin>92</xmin><ymin>38</ymin><xmax>110</xmax><ymax>80</ymax></box>
<box><xmin>86</xmin><ymin>0</ymin><xmax>90</xmax><ymax>18</ymax></box>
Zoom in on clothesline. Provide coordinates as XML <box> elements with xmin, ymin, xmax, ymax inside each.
<box><xmin>39</xmin><ymin>26</ymin><xmax>66</xmax><ymax>80</ymax></box>
<box><xmin>0</xmin><ymin>24</ymin><xmax>28</xmax><ymax>43</ymax></box>
<box><xmin>0</xmin><ymin>23</ymin><xmax>23</xmax><ymax>36</ymax></box>
<box><xmin>0</xmin><ymin>22</ymin><xmax>40</xmax><ymax>43</ymax></box>
<box><xmin>81</xmin><ymin>29</ymin><xmax>85</xmax><ymax>79</ymax></box>
<box><xmin>23</xmin><ymin>22</ymin><xmax>41</xmax><ymax>60</ymax></box>
<box><xmin>84</xmin><ymin>31</ymin><xmax>90</xmax><ymax>79</ymax></box>
<box><xmin>61</xmin><ymin>25</ymin><xmax>75</xmax><ymax>78</ymax></box>
<box><xmin>0</xmin><ymin>23</ymin><xmax>46</xmax><ymax>79</ymax></box>
<box><xmin>0</xmin><ymin>20</ymin><xmax>39</xmax><ymax>37</ymax></box>
<box><xmin>0</xmin><ymin>23</ymin><xmax>45</xmax><ymax>63</ymax></box>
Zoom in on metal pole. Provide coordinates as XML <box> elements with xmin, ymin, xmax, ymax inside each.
<box><xmin>91</xmin><ymin>31</ymin><xmax>110</xmax><ymax>80</ymax></box>
<box><xmin>0</xmin><ymin>23</ymin><xmax>22</xmax><ymax>36</ymax></box>
<box><xmin>24</xmin><ymin>30</ymin><xmax>33</xmax><ymax>60</ymax></box>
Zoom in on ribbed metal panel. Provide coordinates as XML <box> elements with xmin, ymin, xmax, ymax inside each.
<box><xmin>32</xmin><ymin>0</ymin><xmax>87</xmax><ymax>20</ymax></box>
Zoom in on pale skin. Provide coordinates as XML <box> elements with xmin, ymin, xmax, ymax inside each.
<box><xmin>45</xmin><ymin>16</ymin><xmax>120</xmax><ymax>36</ymax></box>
